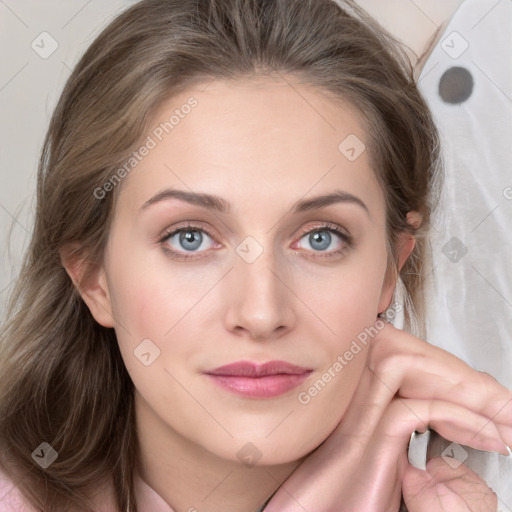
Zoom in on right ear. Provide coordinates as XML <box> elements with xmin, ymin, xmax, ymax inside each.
<box><xmin>60</xmin><ymin>243</ymin><xmax>116</xmax><ymax>328</ymax></box>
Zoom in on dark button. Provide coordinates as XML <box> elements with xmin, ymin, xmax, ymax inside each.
<box><xmin>439</xmin><ymin>66</ymin><xmax>474</xmax><ymax>104</ymax></box>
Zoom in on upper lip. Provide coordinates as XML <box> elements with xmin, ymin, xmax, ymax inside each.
<box><xmin>205</xmin><ymin>360</ymin><xmax>313</xmax><ymax>377</ymax></box>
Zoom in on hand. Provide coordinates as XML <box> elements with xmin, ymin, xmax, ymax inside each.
<box><xmin>265</xmin><ymin>321</ymin><xmax>511</xmax><ymax>512</ymax></box>
<box><xmin>403</xmin><ymin>457</ymin><xmax>498</xmax><ymax>512</ymax></box>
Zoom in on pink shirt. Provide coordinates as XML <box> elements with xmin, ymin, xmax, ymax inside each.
<box><xmin>0</xmin><ymin>467</ymin><xmax>175</xmax><ymax>512</ymax></box>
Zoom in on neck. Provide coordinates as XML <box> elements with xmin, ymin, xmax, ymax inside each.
<box><xmin>134</xmin><ymin>392</ymin><xmax>303</xmax><ymax>512</ymax></box>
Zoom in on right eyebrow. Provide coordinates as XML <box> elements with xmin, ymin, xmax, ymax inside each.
<box><xmin>140</xmin><ymin>188</ymin><xmax>230</xmax><ymax>214</ymax></box>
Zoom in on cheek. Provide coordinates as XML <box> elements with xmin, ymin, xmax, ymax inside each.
<box><xmin>108</xmin><ymin>233</ymin><xmax>388</xmax><ymax>353</ymax></box>
<box><xmin>294</xmin><ymin>266</ymin><xmax>386</xmax><ymax>438</ymax></box>
<box><xmin>101</xmin><ymin>229</ymin><xmax>390</xmax><ymax>463</ymax></box>
<box><xmin>107</xmin><ymin>246</ymin><xmax>199</xmax><ymax>336</ymax></box>
<box><xmin>105</xmin><ymin>246</ymin><xmax>224</xmax><ymax>378</ymax></box>
<box><xmin>305</xmin><ymin>258</ymin><xmax>388</xmax><ymax>337</ymax></box>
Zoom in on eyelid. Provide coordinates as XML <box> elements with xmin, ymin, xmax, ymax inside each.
<box><xmin>291</xmin><ymin>222</ymin><xmax>352</xmax><ymax>258</ymax></box>
<box><xmin>157</xmin><ymin>221</ymin><xmax>219</xmax><ymax>261</ymax></box>
<box><xmin>294</xmin><ymin>221</ymin><xmax>351</xmax><ymax>241</ymax></box>
<box><xmin>157</xmin><ymin>221</ymin><xmax>219</xmax><ymax>246</ymax></box>
<box><xmin>157</xmin><ymin>220</ymin><xmax>352</xmax><ymax>260</ymax></box>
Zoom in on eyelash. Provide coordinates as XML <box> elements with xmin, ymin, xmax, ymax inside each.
<box><xmin>157</xmin><ymin>222</ymin><xmax>353</xmax><ymax>261</ymax></box>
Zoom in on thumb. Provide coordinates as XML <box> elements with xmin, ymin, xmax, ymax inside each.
<box><xmin>402</xmin><ymin>457</ymin><xmax>498</xmax><ymax>512</ymax></box>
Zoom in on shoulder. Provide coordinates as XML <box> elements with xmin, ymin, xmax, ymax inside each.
<box><xmin>133</xmin><ymin>471</ymin><xmax>176</xmax><ymax>512</ymax></box>
<box><xmin>0</xmin><ymin>468</ymin><xmax>38</xmax><ymax>512</ymax></box>
<box><xmin>0</xmin><ymin>466</ymin><xmax>117</xmax><ymax>512</ymax></box>
<box><xmin>1</xmin><ymin>466</ymin><xmax>176</xmax><ymax>512</ymax></box>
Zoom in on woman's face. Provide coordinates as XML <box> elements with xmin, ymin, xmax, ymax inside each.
<box><xmin>93</xmin><ymin>76</ymin><xmax>395</xmax><ymax>465</ymax></box>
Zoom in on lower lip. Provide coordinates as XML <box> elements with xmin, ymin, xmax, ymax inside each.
<box><xmin>205</xmin><ymin>372</ymin><xmax>312</xmax><ymax>398</ymax></box>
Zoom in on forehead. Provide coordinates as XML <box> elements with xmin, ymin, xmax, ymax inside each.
<box><xmin>116</xmin><ymin>76</ymin><xmax>384</xmax><ymax>216</ymax></box>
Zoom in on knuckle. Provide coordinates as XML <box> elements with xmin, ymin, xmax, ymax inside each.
<box><xmin>367</xmin><ymin>349</ymin><xmax>412</xmax><ymax>378</ymax></box>
<box><xmin>387</xmin><ymin>398</ymin><xmax>416</xmax><ymax>422</ymax></box>
<box><xmin>478</xmin><ymin>370</ymin><xmax>499</xmax><ymax>386</ymax></box>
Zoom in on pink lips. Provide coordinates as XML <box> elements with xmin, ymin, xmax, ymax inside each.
<box><xmin>204</xmin><ymin>360</ymin><xmax>313</xmax><ymax>398</ymax></box>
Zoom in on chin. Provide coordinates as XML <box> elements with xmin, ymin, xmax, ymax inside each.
<box><xmin>209</xmin><ymin>429</ymin><xmax>328</xmax><ymax>468</ymax></box>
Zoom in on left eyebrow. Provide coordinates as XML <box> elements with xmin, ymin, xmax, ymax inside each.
<box><xmin>139</xmin><ymin>188</ymin><xmax>369</xmax><ymax>216</ymax></box>
<box><xmin>291</xmin><ymin>190</ymin><xmax>369</xmax><ymax>216</ymax></box>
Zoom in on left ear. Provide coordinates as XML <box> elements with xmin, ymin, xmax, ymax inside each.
<box><xmin>377</xmin><ymin>212</ymin><xmax>420</xmax><ymax>314</ymax></box>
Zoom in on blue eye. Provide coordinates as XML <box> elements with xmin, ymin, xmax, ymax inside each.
<box><xmin>172</xmin><ymin>229</ymin><xmax>205</xmax><ymax>251</ymax></box>
<box><xmin>295</xmin><ymin>224</ymin><xmax>351</xmax><ymax>258</ymax></box>
<box><xmin>158</xmin><ymin>222</ymin><xmax>352</xmax><ymax>261</ymax></box>
<box><xmin>300</xmin><ymin>230</ymin><xmax>335</xmax><ymax>251</ymax></box>
<box><xmin>159</xmin><ymin>224</ymin><xmax>216</xmax><ymax>259</ymax></box>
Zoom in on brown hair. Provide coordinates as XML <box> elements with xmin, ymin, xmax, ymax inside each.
<box><xmin>0</xmin><ymin>0</ymin><xmax>442</xmax><ymax>510</ymax></box>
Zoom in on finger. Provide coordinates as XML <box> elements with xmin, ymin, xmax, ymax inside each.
<box><xmin>335</xmin><ymin>362</ymin><xmax>398</xmax><ymax>444</ymax></box>
<box><xmin>403</xmin><ymin>457</ymin><xmax>498</xmax><ymax>512</ymax></box>
<box><xmin>371</xmin><ymin>322</ymin><xmax>511</xmax><ymax>416</ymax></box>
<box><xmin>338</xmin><ymin>398</ymin><xmax>505</xmax><ymax>512</ymax></box>
<box><xmin>375</xmin><ymin>398</ymin><xmax>509</xmax><ymax>456</ymax></box>
<box><xmin>337</xmin><ymin>350</ymin><xmax>510</xmax><ymax>453</ymax></box>
<box><xmin>370</xmin><ymin>322</ymin><xmax>512</xmax><ymax>442</ymax></box>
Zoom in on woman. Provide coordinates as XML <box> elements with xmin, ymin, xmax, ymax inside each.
<box><xmin>0</xmin><ymin>0</ymin><xmax>510</xmax><ymax>510</ymax></box>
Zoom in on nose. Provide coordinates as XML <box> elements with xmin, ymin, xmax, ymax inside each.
<box><xmin>223</xmin><ymin>242</ymin><xmax>296</xmax><ymax>342</ymax></box>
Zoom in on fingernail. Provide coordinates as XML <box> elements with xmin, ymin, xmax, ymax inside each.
<box><xmin>507</xmin><ymin>445</ymin><xmax>512</xmax><ymax>457</ymax></box>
